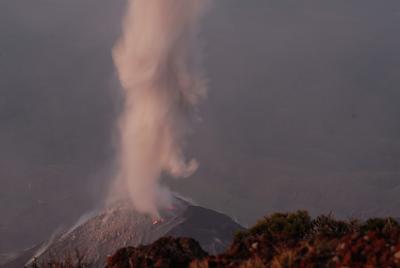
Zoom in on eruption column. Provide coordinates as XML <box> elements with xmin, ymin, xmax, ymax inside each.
<box><xmin>113</xmin><ymin>0</ymin><xmax>208</xmax><ymax>217</ymax></box>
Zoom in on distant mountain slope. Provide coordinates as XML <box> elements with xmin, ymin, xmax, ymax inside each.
<box><xmin>15</xmin><ymin>197</ymin><xmax>243</xmax><ymax>268</ymax></box>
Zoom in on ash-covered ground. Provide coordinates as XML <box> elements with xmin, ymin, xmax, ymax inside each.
<box><xmin>3</xmin><ymin>197</ymin><xmax>243</xmax><ymax>268</ymax></box>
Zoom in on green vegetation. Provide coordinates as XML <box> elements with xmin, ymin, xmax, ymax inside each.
<box><xmin>227</xmin><ymin>211</ymin><xmax>400</xmax><ymax>268</ymax></box>
<box><xmin>361</xmin><ymin>217</ymin><xmax>399</xmax><ymax>233</ymax></box>
<box><xmin>235</xmin><ymin>210</ymin><xmax>400</xmax><ymax>242</ymax></box>
<box><xmin>235</xmin><ymin>211</ymin><xmax>311</xmax><ymax>242</ymax></box>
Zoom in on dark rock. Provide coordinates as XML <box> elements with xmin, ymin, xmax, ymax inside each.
<box><xmin>106</xmin><ymin>237</ymin><xmax>208</xmax><ymax>268</ymax></box>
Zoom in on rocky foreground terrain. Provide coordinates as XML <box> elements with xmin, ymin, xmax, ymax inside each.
<box><xmin>29</xmin><ymin>211</ymin><xmax>400</xmax><ymax>268</ymax></box>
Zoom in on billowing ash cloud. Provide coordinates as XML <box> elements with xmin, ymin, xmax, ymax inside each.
<box><xmin>112</xmin><ymin>0</ymin><xmax>209</xmax><ymax>217</ymax></box>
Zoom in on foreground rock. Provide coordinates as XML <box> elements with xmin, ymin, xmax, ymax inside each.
<box><xmin>106</xmin><ymin>237</ymin><xmax>208</xmax><ymax>268</ymax></box>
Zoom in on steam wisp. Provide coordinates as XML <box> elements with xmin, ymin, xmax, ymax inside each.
<box><xmin>113</xmin><ymin>0</ymin><xmax>208</xmax><ymax>218</ymax></box>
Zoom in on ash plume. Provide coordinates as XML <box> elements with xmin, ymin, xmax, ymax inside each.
<box><xmin>112</xmin><ymin>0</ymin><xmax>209</xmax><ymax>218</ymax></box>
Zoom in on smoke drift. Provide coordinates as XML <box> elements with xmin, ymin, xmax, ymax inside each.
<box><xmin>112</xmin><ymin>0</ymin><xmax>208</xmax><ymax>218</ymax></box>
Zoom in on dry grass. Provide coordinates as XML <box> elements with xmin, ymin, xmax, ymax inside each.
<box><xmin>270</xmin><ymin>249</ymin><xmax>296</xmax><ymax>268</ymax></box>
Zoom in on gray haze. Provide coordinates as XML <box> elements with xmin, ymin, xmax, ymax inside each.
<box><xmin>1</xmin><ymin>0</ymin><xmax>400</xmax><ymax>253</ymax></box>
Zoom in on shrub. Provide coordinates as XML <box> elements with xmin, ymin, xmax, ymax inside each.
<box><xmin>311</xmin><ymin>214</ymin><xmax>353</xmax><ymax>237</ymax></box>
<box><xmin>361</xmin><ymin>217</ymin><xmax>399</xmax><ymax>233</ymax></box>
<box><xmin>248</xmin><ymin>211</ymin><xmax>312</xmax><ymax>240</ymax></box>
<box><xmin>234</xmin><ymin>229</ymin><xmax>249</xmax><ymax>242</ymax></box>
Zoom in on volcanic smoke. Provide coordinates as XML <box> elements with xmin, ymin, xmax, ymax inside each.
<box><xmin>112</xmin><ymin>0</ymin><xmax>208</xmax><ymax>218</ymax></box>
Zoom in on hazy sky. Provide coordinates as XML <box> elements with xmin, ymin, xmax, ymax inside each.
<box><xmin>1</xmin><ymin>0</ymin><xmax>400</xmax><ymax>252</ymax></box>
